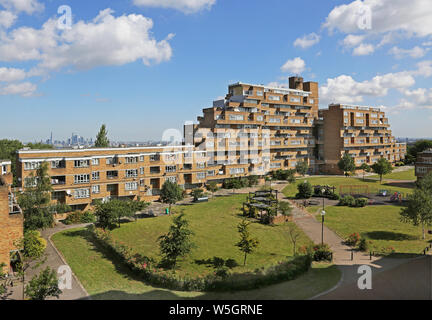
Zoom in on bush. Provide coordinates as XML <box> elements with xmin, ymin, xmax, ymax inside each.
<box><xmin>353</xmin><ymin>198</ymin><xmax>368</xmax><ymax>207</ymax></box>
<box><xmin>345</xmin><ymin>232</ymin><xmax>360</xmax><ymax>246</ymax></box>
<box><xmin>223</xmin><ymin>178</ymin><xmax>248</xmax><ymax>189</ymax></box>
<box><xmin>52</xmin><ymin>203</ymin><xmax>72</xmax><ymax>214</ymax></box>
<box><xmin>327</xmin><ymin>192</ymin><xmax>340</xmax><ymax>200</ymax></box>
<box><xmin>89</xmin><ymin>225</ymin><xmax>312</xmax><ymax>292</ymax></box>
<box><xmin>278</xmin><ymin>202</ymin><xmax>292</xmax><ymax>216</ymax></box>
<box><xmin>311</xmin><ymin>244</ymin><xmax>333</xmax><ymax>262</ymax></box>
<box><xmin>64</xmin><ymin>211</ymin><xmax>95</xmax><ymax>225</ymax></box>
<box><xmin>338</xmin><ymin>195</ymin><xmax>355</xmax><ymax>207</ymax></box>
<box><xmin>207</xmin><ymin>181</ymin><xmax>219</xmax><ymax>193</ymax></box>
<box><xmin>296</xmin><ymin>181</ymin><xmax>313</xmax><ymax>199</ymax></box>
<box><xmin>191</xmin><ymin>188</ymin><xmax>204</xmax><ymax>201</ymax></box>
<box><xmin>358</xmin><ymin>238</ymin><xmax>370</xmax><ymax>252</ymax></box>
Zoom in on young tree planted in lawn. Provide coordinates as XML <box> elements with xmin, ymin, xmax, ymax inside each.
<box><xmin>295</xmin><ymin>161</ymin><xmax>309</xmax><ymax>177</ymax></box>
<box><xmin>207</xmin><ymin>181</ymin><xmax>219</xmax><ymax>196</ymax></box>
<box><xmin>359</xmin><ymin>163</ymin><xmax>371</xmax><ymax>180</ymax></box>
<box><xmin>338</xmin><ymin>153</ymin><xmax>356</xmax><ymax>177</ymax></box>
<box><xmin>235</xmin><ymin>220</ymin><xmax>259</xmax><ymax>266</ymax></box>
<box><xmin>18</xmin><ymin>162</ymin><xmax>54</xmax><ymax>230</ymax></box>
<box><xmin>296</xmin><ymin>181</ymin><xmax>313</xmax><ymax>199</ymax></box>
<box><xmin>25</xmin><ymin>267</ymin><xmax>62</xmax><ymax>300</ymax></box>
<box><xmin>287</xmin><ymin>224</ymin><xmax>302</xmax><ymax>256</ymax></box>
<box><xmin>158</xmin><ymin>213</ymin><xmax>195</xmax><ymax>268</ymax></box>
<box><xmin>371</xmin><ymin>158</ymin><xmax>393</xmax><ymax>184</ymax></box>
<box><xmin>94</xmin><ymin>199</ymin><xmax>142</xmax><ymax>229</ymax></box>
<box><xmin>160</xmin><ymin>180</ymin><xmax>184</xmax><ymax>215</ymax></box>
<box><xmin>95</xmin><ymin>124</ymin><xmax>110</xmax><ymax>148</ymax></box>
<box><xmin>278</xmin><ymin>201</ymin><xmax>293</xmax><ymax>216</ymax></box>
<box><xmin>400</xmin><ymin>173</ymin><xmax>432</xmax><ymax>239</ymax></box>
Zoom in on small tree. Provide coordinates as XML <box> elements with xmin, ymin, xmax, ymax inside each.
<box><xmin>338</xmin><ymin>153</ymin><xmax>356</xmax><ymax>177</ymax></box>
<box><xmin>285</xmin><ymin>169</ymin><xmax>296</xmax><ymax>184</ymax></box>
<box><xmin>400</xmin><ymin>173</ymin><xmax>432</xmax><ymax>239</ymax></box>
<box><xmin>94</xmin><ymin>199</ymin><xmax>140</xmax><ymax>229</ymax></box>
<box><xmin>25</xmin><ymin>267</ymin><xmax>62</xmax><ymax>300</ymax></box>
<box><xmin>235</xmin><ymin>220</ymin><xmax>259</xmax><ymax>266</ymax></box>
<box><xmin>287</xmin><ymin>224</ymin><xmax>302</xmax><ymax>256</ymax></box>
<box><xmin>295</xmin><ymin>161</ymin><xmax>309</xmax><ymax>177</ymax></box>
<box><xmin>191</xmin><ymin>188</ymin><xmax>204</xmax><ymax>201</ymax></box>
<box><xmin>296</xmin><ymin>181</ymin><xmax>313</xmax><ymax>199</ymax></box>
<box><xmin>95</xmin><ymin>124</ymin><xmax>110</xmax><ymax>148</ymax></box>
<box><xmin>278</xmin><ymin>201</ymin><xmax>293</xmax><ymax>216</ymax></box>
<box><xmin>160</xmin><ymin>181</ymin><xmax>184</xmax><ymax>215</ymax></box>
<box><xmin>359</xmin><ymin>163</ymin><xmax>371</xmax><ymax>180</ymax></box>
<box><xmin>371</xmin><ymin>158</ymin><xmax>393</xmax><ymax>184</ymax></box>
<box><xmin>207</xmin><ymin>181</ymin><xmax>219</xmax><ymax>195</ymax></box>
<box><xmin>158</xmin><ymin>213</ymin><xmax>194</xmax><ymax>268</ymax></box>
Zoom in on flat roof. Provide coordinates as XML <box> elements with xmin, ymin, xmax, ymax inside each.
<box><xmin>229</xmin><ymin>82</ymin><xmax>312</xmax><ymax>95</ymax></box>
<box><xmin>17</xmin><ymin>145</ymin><xmax>194</xmax><ymax>154</ymax></box>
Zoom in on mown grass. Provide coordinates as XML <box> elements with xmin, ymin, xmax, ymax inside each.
<box><xmin>109</xmin><ymin>194</ymin><xmax>312</xmax><ymax>277</ymax></box>
<box><xmin>370</xmin><ymin>168</ymin><xmax>416</xmax><ymax>181</ymax></box>
<box><xmin>52</xmin><ymin>227</ymin><xmax>341</xmax><ymax>300</ymax></box>
<box><xmin>283</xmin><ymin>176</ymin><xmax>414</xmax><ymax>199</ymax></box>
<box><xmin>314</xmin><ymin>205</ymin><xmax>431</xmax><ymax>255</ymax></box>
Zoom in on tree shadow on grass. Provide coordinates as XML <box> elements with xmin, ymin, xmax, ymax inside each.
<box><xmin>382</xmin><ymin>181</ymin><xmax>416</xmax><ymax>189</ymax></box>
<box><xmin>194</xmin><ymin>257</ymin><xmax>239</xmax><ymax>269</ymax></box>
<box><xmin>364</xmin><ymin>231</ymin><xmax>418</xmax><ymax>241</ymax></box>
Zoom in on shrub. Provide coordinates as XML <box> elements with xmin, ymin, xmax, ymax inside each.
<box><xmin>63</xmin><ymin>211</ymin><xmax>95</xmax><ymax>225</ymax></box>
<box><xmin>278</xmin><ymin>202</ymin><xmax>292</xmax><ymax>216</ymax></box>
<box><xmin>338</xmin><ymin>195</ymin><xmax>355</xmax><ymax>207</ymax></box>
<box><xmin>358</xmin><ymin>238</ymin><xmax>370</xmax><ymax>252</ymax></box>
<box><xmin>311</xmin><ymin>244</ymin><xmax>333</xmax><ymax>262</ymax></box>
<box><xmin>327</xmin><ymin>192</ymin><xmax>340</xmax><ymax>200</ymax></box>
<box><xmin>207</xmin><ymin>181</ymin><xmax>219</xmax><ymax>193</ymax></box>
<box><xmin>345</xmin><ymin>232</ymin><xmax>360</xmax><ymax>246</ymax></box>
<box><xmin>354</xmin><ymin>198</ymin><xmax>368</xmax><ymax>207</ymax></box>
<box><xmin>191</xmin><ymin>188</ymin><xmax>204</xmax><ymax>201</ymax></box>
<box><xmin>52</xmin><ymin>203</ymin><xmax>72</xmax><ymax>214</ymax></box>
<box><xmin>296</xmin><ymin>181</ymin><xmax>313</xmax><ymax>199</ymax></box>
<box><xmin>247</xmin><ymin>175</ymin><xmax>259</xmax><ymax>187</ymax></box>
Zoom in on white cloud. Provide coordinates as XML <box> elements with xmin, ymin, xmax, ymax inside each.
<box><xmin>0</xmin><ymin>10</ymin><xmax>16</xmax><ymax>28</ymax></box>
<box><xmin>395</xmin><ymin>88</ymin><xmax>432</xmax><ymax>110</ymax></box>
<box><xmin>0</xmin><ymin>81</ymin><xmax>36</xmax><ymax>96</ymax></box>
<box><xmin>281</xmin><ymin>57</ymin><xmax>306</xmax><ymax>74</ymax></box>
<box><xmin>342</xmin><ymin>34</ymin><xmax>365</xmax><ymax>48</ymax></box>
<box><xmin>411</xmin><ymin>60</ymin><xmax>432</xmax><ymax>77</ymax></box>
<box><xmin>0</xmin><ymin>0</ymin><xmax>44</xmax><ymax>15</ymax></box>
<box><xmin>294</xmin><ymin>33</ymin><xmax>320</xmax><ymax>49</ymax></box>
<box><xmin>324</xmin><ymin>0</ymin><xmax>432</xmax><ymax>37</ymax></box>
<box><xmin>133</xmin><ymin>0</ymin><xmax>215</xmax><ymax>14</ymax></box>
<box><xmin>352</xmin><ymin>43</ymin><xmax>375</xmax><ymax>56</ymax></box>
<box><xmin>0</xmin><ymin>67</ymin><xmax>26</xmax><ymax>82</ymax></box>
<box><xmin>320</xmin><ymin>72</ymin><xmax>415</xmax><ymax>105</ymax></box>
<box><xmin>0</xmin><ymin>9</ymin><xmax>174</xmax><ymax>72</ymax></box>
<box><xmin>388</xmin><ymin>46</ymin><xmax>427</xmax><ymax>59</ymax></box>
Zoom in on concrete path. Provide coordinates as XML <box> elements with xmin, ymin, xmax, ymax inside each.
<box><xmin>7</xmin><ymin>223</ymin><xmax>90</xmax><ymax>300</ymax></box>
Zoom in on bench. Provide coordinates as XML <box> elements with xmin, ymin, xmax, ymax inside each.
<box><xmin>194</xmin><ymin>197</ymin><xmax>209</xmax><ymax>203</ymax></box>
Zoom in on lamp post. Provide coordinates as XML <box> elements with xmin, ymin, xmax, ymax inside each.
<box><xmin>321</xmin><ymin>188</ymin><xmax>326</xmax><ymax>245</ymax></box>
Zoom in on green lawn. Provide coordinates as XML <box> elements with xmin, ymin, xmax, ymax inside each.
<box><xmin>315</xmin><ymin>205</ymin><xmax>431</xmax><ymax>255</ymax></box>
<box><xmin>109</xmin><ymin>194</ymin><xmax>312</xmax><ymax>277</ymax></box>
<box><xmin>370</xmin><ymin>168</ymin><xmax>416</xmax><ymax>181</ymax></box>
<box><xmin>52</xmin><ymin>227</ymin><xmax>341</xmax><ymax>300</ymax></box>
<box><xmin>283</xmin><ymin>176</ymin><xmax>414</xmax><ymax>199</ymax></box>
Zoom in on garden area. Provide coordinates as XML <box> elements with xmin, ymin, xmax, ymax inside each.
<box><xmin>51</xmin><ymin>194</ymin><xmax>341</xmax><ymax>298</ymax></box>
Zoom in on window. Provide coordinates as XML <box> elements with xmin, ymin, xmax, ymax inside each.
<box><xmin>164</xmin><ymin>154</ymin><xmax>178</xmax><ymax>162</ymax></box>
<box><xmin>344</xmin><ymin>118</ymin><xmax>349</xmax><ymax>124</ymax></box>
<box><xmin>125</xmin><ymin>156</ymin><xmax>138</xmax><ymax>164</ymax></box>
<box><xmin>356</xmin><ymin>119</ymin><xmax>364</xmax><ymax>124</ymax></box>
<box><xmin>25</xmin><ymin>177</ymin><xmax>37</xmax><ymax>187</ymax></box>
<box><xmin>261</xmin><ymin>103</ymin><xmax>269</xmax><ymax>107</ymax></box>
<box><xmin>74</xmin><ymin>174</ymin><xmax>90</xmax><ymax>184</ymax></box>
<box><xmin>207</xmin><ymin>170</ymin><xmax>215</xmax><ymax>176</ymax></box>
<box><xmin>290</xmin><ymin>119</ymin><xmax>301</xmax><ymax>124</ymax></box>
<box><xmin>150</xmin><ymin>154</ymin><xmax>160</xmax><ymax>162</ymax></box>
<box><xmin>270</xmin><ymin>163</ymin><xmax>281</xmax><ymax>169</ymax></box>
<box><xmin>92</xmin><ymin>158</ymin><xmax>99</xmax><ymax>166</ymax></box>
<box><xmin>268</xmin><ymin>95</ymin><xmax>281</xmax><ymax>101</ymax></box>
<box><xmin>290</xmin><ymin>97</ymin><xmax>301</xmax><ymax>103</ymax></box>
<box><xmin>229</xmin><ymin>168</ymin><xmax>245</xmax><ymax>175</ymax></box>
<box><xmin>92</xmin><ymin>185</ymin><xmax>100</xmax><ymax>194</ymax></box>
<box><xmin>256</xmin><ymin>116</ymin><xmax>264</xmax><ymax>121</ymax></box>
<box><xmin>244</xmin><ymin>99</ymin><xmax>258</xmax><ymax>105</ymax></box>
<box><xmin>92</xmin><ymin>172</ymin><xmax>100</xmax><ymax>180</ymax></box>
<box><xmin>107</xmin><ymin>171</ymin><xmax>118</xmax><ymax>179</ymax></box>
<box><xmin>139</xmin><ymin>155</ymin><xmax>144</xmax><ymax>162</ymax></box>
<box><xmin>126</xmin><ymin>169</ymin><xmax>138</xmax><ymax>178</ymax></box>
<box><xmin>51</xmin><ymin>160</ymin><xmax>65</xmax><ymax>169</ymax></box>
<box><xmin>417</xmin><ymin>167</ymin><xmax>428</xmax><ymax>174</ymax></box>
<box><xmin>371</xmin><ymin>113</ymin><xmax>378</xmax><ymax>118</ymax></box>
<box><xmin>197</xmin><ymin>162</ymin><xmax>206</xmax><ymax>169</ymax></box>
<box><xmin>74</xmin><ymin>189</ymin><xmax>90</xmax><ymax>199</ymax></box>
<box><xmin>24</xmin><ymin>162</ymin><xmax>42</xmax><ymax>170</ymax></box>
<box><xmin>74</xmin><ymin>160</ymin><xmax>90</xmax><ymax>168</ymax></box>
<box><xmin>197</xmin><ymin>172</ymin><xmax>206</xmax><ymax>180</ymax></box>
<box><xmin>140</xmin><ymin>167</ymin><xmax>144</xmax><ymax>175</ymax></box>
<box><xmin>291</xmin><ymin>140</ymin><xmax>302</xmax><ymax>145</ymax></box>
<box><xmin>106</xmin><ymin>157</ymin><xmax>116</xmax><ymax>165</ymax></box>
<box><xmin>309</xmin><ymin>99</ymin><xmax>314</xmax><ymax>104</ymax></box>
<box><xmin>125</xmin><ymin>182</ymin><xmax>138</xmax><ymax>191</ymax></box>
<box><xmin>150</xmin><ymin>167</ymin><xmax>160</xmax><ymax>174</ymax></box>
<box><xmin>229</xmin><ymin>115</ymin><xmax>244</xmax><ymax>121</ymax></box>
<box><xmin>356</xmin><ymin>112</ymin><xmax>364</xmax><ymax>117</ymax></box>
<box><xmin>256</xmin><ymin>90</ymin><xmax>263</xmax><ymax>96</ymax></box>
<box><xmin>269</xmin><ymin>118</ymin><xmax>280</xmax><ymax>123</ymax></box>
<box><xmin>371</xmin><ymin>120</ymin><xmax>378</xmax><ymax>124</ymax></box>
<box><xmin>166</xmin><ymin>176</ymin><xmax>177</xmax><ymax>183</ymax></box>
<box><xmin>165</xmin><ymin>166</ymin><xmax>177</xmax><ymax>173</ymax></box>
<box><xmin>1</xmin><ymin>165</ymin><xmax>6</xmax><ymax>175</ymax></box>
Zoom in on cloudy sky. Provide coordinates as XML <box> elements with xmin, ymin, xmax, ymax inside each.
<box><xmin>0</xmin><ymin>0</ymin><xmax>431</xmax><ymax>142</ymax></box>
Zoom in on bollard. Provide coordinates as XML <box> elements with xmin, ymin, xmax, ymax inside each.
<box><xmin>370</xmin><ymin>252</ymin><xmax>372</xmax><ymax>260</ymax></box>
<box><xmin>351</xmin><ymin>250</ymin><xmax>354</xmax><ymax>261</ymax></box>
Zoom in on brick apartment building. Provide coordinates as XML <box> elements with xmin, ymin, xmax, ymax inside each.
<box><xmin>317</xmin><ymin>104</ymin><xmax>406</xmax><ymax>174</ymax></box>
<box><xmin>415</xmin><ymin>149</ymin><xmax>432</xmax><ymax>180</ymax></box>
<box><xmin>14</xmin><ymin>77</ymin><xmax>406</xmax><ymax>210</ymax></box>
<box><xmin>0</xmin><ymin>160</ymin><xmax>23</xmax><ymax>273</ymax></box>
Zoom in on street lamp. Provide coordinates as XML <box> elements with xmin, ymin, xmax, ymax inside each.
<box><xmin>321</xmin><ymin>188</ymin><xmax>326</xmax><ymax>245</ymax></box>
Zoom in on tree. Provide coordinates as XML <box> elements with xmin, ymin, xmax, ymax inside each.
<box><xmin>18</xmin><ymin>162</ymin><xmax>54</xmax><ymax>230</ymax></box>
<box><xmin>371</xmin><ymin>158</ymin><xmax>393</xmax><ymax>184</ymax></box>
<box><xmin>95</xmin><ymin>124</ymin><xmax>110</xmax><ymax>148</ymax></box>
<box><xmin>191</xmin><ymin>188</ymin><xmax>204</xmax><ymax>201</ymax></box>
<box><xmin>401</xmin><ymin>173</ymin><xmax>432</xmax><ymax>239</ymax></box>
<box><xmin>296</xmin><ymin>181</ymin><xmax>313</xmax><ymax>199</ymax></box>
<box><xmin>15</xmin><ymin>230</ymin><xmax>47</xmax><ymax>300</ymax></box>
<box><xmin>207</xmin><ymin>181</ymin><xmax>219</xmax><ymax>195</ymax></box>
<box><xmin>287</xmin><ymin>224</ymin><xmax>302</xmax><ymax>256</ymax></box>
<box><xmin>338</xmin><ymin>153</ymin><xmax>356</xmax><ymax>177</ymax></box>
<box><xmin>359</xmin><ymin>163</ymin><xmax>371</xmax><ymax>181</ymax></box>
<box><xmin>406</xmin><ymin>140</ymin><xmax>432</xmax><ymax>164</ymax></box>
<box><xmin>158</xmin><ymin>213</ymin><xmax>194</xmax><ymax>268</ymax></box>
<box><xmin>94</xmin><ymin>199</ymin><xmax>144</xmax><ymax>229</ymax></box>
<box><xmin>295</xmin><ymin>161</ymin><xmax>309</xmax><ymax>177</ymax></box>
<box><xmin>278</xmin><ymin>201</ymin><xmax>293</xmax><ymax>216</ymax></box>
<box><xmin>25</xmin><ymin>267</ymin><xmax>61</xmax><ymax>300</ymax></box>
<box><xmin>235</xmin><ymin>220</ymin><xmax>259</xmax><ymax>266</ymax></box>
<box><xmin>0</xmin><ymin>139</ymin><xmax>24</xmax><ymax>185</ymax></box>
<box><xmin>160</xmin><ymin>181</ymin><xmax>184</xmax><ymax>214</ymax></box>
<box><xmin>25</xmin><ymin>143</ymin><xmax>54</xmax><ymax>150</ymax></box>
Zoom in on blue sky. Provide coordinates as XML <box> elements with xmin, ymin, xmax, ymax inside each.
<box><xmin>0</xmin><ymin>0</ymin><xmax>431</xmax><ymax>142</ymax></box>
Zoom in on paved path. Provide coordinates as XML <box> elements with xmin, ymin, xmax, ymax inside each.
<box><xmin>8</xmin><ymin>223</ymin><xmax>90</xmax><ymax>300</ymax></box>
